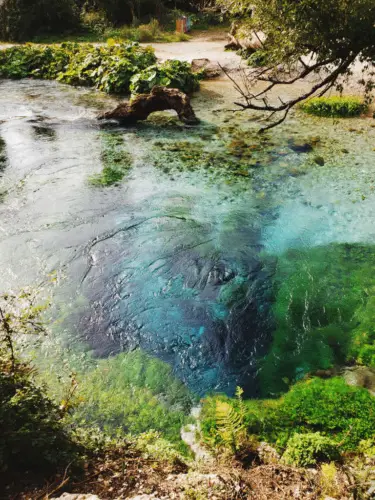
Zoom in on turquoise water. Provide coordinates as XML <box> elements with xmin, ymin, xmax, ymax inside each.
<box><xmin>1</xmin><ymin>78</ymin><xmax>375</xmax><ymax>396</ymax></box>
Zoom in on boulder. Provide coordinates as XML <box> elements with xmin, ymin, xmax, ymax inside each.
<box><xmin>98</xmin><ymin>86</ymin><xmax>199</xmax><ymax>125</ymax></box>
<box><xmin>191</xmin><ymin>58</ymin><xmax>221</xmax><ymax>78</ymax></box>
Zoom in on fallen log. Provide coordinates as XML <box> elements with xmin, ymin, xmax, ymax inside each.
<box><xmin>98</xmin><ymin>86</ymin><xmax>199</xmax><ymax>125</ymax></box>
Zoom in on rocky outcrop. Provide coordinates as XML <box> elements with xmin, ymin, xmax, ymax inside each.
<box><xmin>98</xmin><ymin>86</ymin><xmax>199</xmax><ymax>125</ymax></box>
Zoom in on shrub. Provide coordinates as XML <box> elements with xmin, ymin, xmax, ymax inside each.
<box><xmin>300</xmin><ymin>96</ymin><xmax>367</xmax><ymax>117</ymax></box>
<box><xmin>0</xmin><ymin>358</ymin><xmax>79</xmax><ymax>478</ymax></box>
<box><xmin>129</xmin><ymin>60</ymin><xmax>201</xmax><ymax>95</ymax></box>
<box><xmin>202</xmin><ymin>378</ymin><xmax>375</xmax><ymax>454</ymax></box>
<box><xmin>0</xmin><ymin>42</ymin><xmax>157</xmax><ymax>94</ymax></box>
<box><xmin>0</xmin><ymin>0</ymin><xmax>79</xmax><ymax>42</ymax></box>
<box><xmin>247</xmin><ymin>50</ymin><xmax>270</xmax><ymax>67</ymax></box>
<box><xmin>81</xmin><ymin>10</ymin><xmax>109</xmax><ymax>35</ymax></box>
<box><xmin>282</xmin><ymin>432</ymin><xmax>339</xmax><ymax>467</ymax></box>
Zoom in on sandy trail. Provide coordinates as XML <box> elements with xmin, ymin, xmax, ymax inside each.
<box><xmin>142</xmin><ymin>31</ymin><xmax>243</xmax><ymax>72</ymax></box>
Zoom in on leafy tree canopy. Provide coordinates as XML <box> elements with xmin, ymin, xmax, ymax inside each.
<box><xmin>220</xmin><ymin>0</ymin><xmax>375</xmax><ymax>129</ymax></box>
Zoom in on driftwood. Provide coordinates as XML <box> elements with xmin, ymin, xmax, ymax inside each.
<box><xmin>98</xmin><ymin>86</ymin><xmax>199</xmax><ymax>125</ymax></box>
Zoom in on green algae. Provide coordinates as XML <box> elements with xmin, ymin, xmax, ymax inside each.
<box><xmin>151</xmin><ymin>138</ymin><xmax>258</xmax><ymax>185</ymax></box>
<box><xmin>89</xmin><ymin>132</ymin><xmax>132</xmax><ymax>187</ymax></box>
<box><xmin>0</xmin><ymin>136</ymin><xmax>7</xmax><ymax>174</ymax></box>
<box><xmin>261</xmin><ymin>243</ymin><xmax>375</xmax><ymax>395</ymax></box>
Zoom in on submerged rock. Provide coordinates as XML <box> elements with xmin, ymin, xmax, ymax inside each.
<box><xmin>313</xmin><ymin>155</ymin><xmax>325</xmax><ymax>166</ymax></box>
<box><xmin>98</xmin><ymin>86</ymin><xmax>199</xmax><ymax>126</ymax></box>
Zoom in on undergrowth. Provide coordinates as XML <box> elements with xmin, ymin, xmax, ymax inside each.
<box><xmin>300</xmin><ymin>96</ymin><xmax>367</xmax><ymax>117</ymax></box>
<box><xmin>0</xmin><ymin>42</ymin><xmax>199</xmax><ymax>95</ymax></box>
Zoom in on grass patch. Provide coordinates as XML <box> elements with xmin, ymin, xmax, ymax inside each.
<box><xmin>300</xmin><ymin>96</ymin><xmax>367</xmax><ymax>117</ymax></box>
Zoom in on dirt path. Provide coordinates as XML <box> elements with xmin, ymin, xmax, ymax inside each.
<box><xmin>142</xmin><ymin>31</ymin><xmax>242</xmax><ymax>72</ymax></box>
<box><xmin>0</xmin><ymin>31</ymin><xmax>243</xmax><ymax>73</ymax></box>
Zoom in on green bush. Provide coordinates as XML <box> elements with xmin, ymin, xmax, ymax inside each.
<box><xmin>282</xmin><ymin>432</ymin><xmax>339</xmax><ymax>467</ymax></box>
<box><xmin>202</xmin><ymin>377</ymin><xmax>375</xmax><ymax>454</ymax></box>
<box><xmin>81</xmin><ymin>10</ymin><xmax>109</xmax><ymax>35</ymax></box>
<box><xmin>300</xmin><ymin>96</ymin><xmax>367</xmax><ymax>117</ymax></box>
<box><xmin>129</xmin><ymin>60</ymin><xmax>201</xmax><ymax>95</ymax></box>
<box><xmin>0</xmin><ymin>42</ymin><xmax>156</xmax><ymax>93</ymax></box>
<box><xmin>0</xmin><ymin>359</ymin><xmax>79</xmax><ymax>477</ymax></box>
<box><xmin>247</xmin><ymin>50</ymin><xmax>270</xmax><ymax>67</ymax></box>
<box><xmin>0</xmin><ymin>0</ymin><xmax>79</xmax><ymax>42</ymax></box>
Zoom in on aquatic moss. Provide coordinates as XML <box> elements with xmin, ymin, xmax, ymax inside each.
<box><xmin>261</xmin><ymin>243</ymin><xmax>375</xmax><ymax>395</ymax></box>
<box><xmin>72</xmin><ymin>350</ymin><xmax>195</xmax><ymax>449</ymax></box>
<box><xmin>0</xmin><ymin>136</ymin><xmax>7</xmax><ymax>174</ymax></box>
<box><xmin>300</xmin><ymin>96</ymin><xmax>367</xmax><ymax>118</ymax></box>
<box><xmin>152</xmin><ymin>139</ymin><xmax>257</xmax><ymax>184</ymax></box>
<box><xmin>89</xmin><ymin>132</ymin><xmax>132</xmax><ymax>186</ymax></box>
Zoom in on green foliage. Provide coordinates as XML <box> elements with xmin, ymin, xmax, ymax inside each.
<box><xmin>0</xmin><ymin>359</ymin><xmax>79</xmax><ymax>476</ymax></box>
<box><xmin>130</xmin><ymin>60</ymin><xmax>201</xmax><ymax>95</ymax></box>
<box><xmin>0</xmin><ymin>290</ymin><xmax>79</xmax><ymax>479</ymax></box>
<box><xmin>202</xmin><ymin>378</ymin><xmax>375</xmax><ymax>453</ymax></box>
<box><xmin>81</xmin><ymin>10</ymin><xmax>109</xmax><ymax>35</ymax></box>
<box><xmin>261</xmin><ymin>244</ymin><xmax>375</xmax><ymax>395</ymax></box>
<box><xmin>247</xmin><ymin>50</ymin><xmax>270</xmax><ymax>67</ymax></box>
<box><xmin>0</xmin><ymin>0</ymin><xmax>79</xmax><ymax>42</ymax></box>
<box><xmin>72</xmin><ymin>350</ymin><xmax>196</xmax><ymax>448</ymax></box>
<box><xmin>300</xmin><ymin>96</ymin><xmax>367</xmax><ymax>118</ymax></box>
<box><xmin>214</xmin><ymin>387</ymin><xmax>246</xmax><ymax>452</ymax></box>
<box><xmin>0</xmin><ymin>42</ymin><xmax>156</xmax><ymax>94</ymax></box>
<box><xmin>282</xmin><ymin>432</ymin><xmax>339</xmax><ymax>467</ymax></box>
<box><xmin>320</xmin><ymin>462</ymin><xmax>340</xmax><ymax>498</ymax></box>
<box><xmin>220</xmin><ymin>0</ymin><xmax>375</xmax><ymax>66</ymax></box>
<box><xmin>109</xmin><ymin>19</ymin><xmax>190</xmax><ymax>43</ymax></box>
<box><xmin>0</xmin><ymin>136</ymin><xmax>7</xmax><ymax>175</ymax></box>
<box><xmin>358</xmin><ymin>437</ymin><xmax>375</xmax><ymax>458</ymax></box>
<box><xmin>136</xmin><ymin>430</ymin><xmax>185</xmax><ymax>464</ymax></box>
<box><xmin>89</xmin><ymin>132</ymin><xmax>132</xmax><ymax>187</ymax></box>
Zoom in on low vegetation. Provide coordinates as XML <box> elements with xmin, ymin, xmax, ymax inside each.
<box><xmin>130</xmin><ymin>60</ymin><xmax>201</xmax><ymax>95</ymax></box>
<box><xmin>0</xmin><ymin>42</ymin><xmax>200</xmax><ymax>95</ymax></box>
<box><xmin>300</xmin><ymin>96</ymin><xmax>367</xmax><ymax>118</ymax></box>
<box><xmin>201</xmin><ymin>376</ymin><xmax>375</xmax><ymax>462</ymax></box>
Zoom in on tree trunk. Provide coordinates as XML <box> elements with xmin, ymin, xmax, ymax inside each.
<box><xmin>98</xmin><ymin>86</ymin><xmax>199</xmax><ymax>125</ymax></box>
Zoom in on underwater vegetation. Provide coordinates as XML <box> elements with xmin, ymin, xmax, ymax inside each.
<box><xmin>0</xmin><ymin>136</ymin><xmax>7</xmax><ymax>174</ymax></box>
<box><xmin>62</xmin><ymin>350</ymin><xmax>196</xmax><ymax>450</ymax></box>
<box><xmin>89</xmin><ymin>132</ymin><xmax>132</xmax><ymax>186</ymax></box>
<box><xmin>261</xmin><ymin>243</ymin><xmax>375</xmax><ymax>395</ymax></box>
